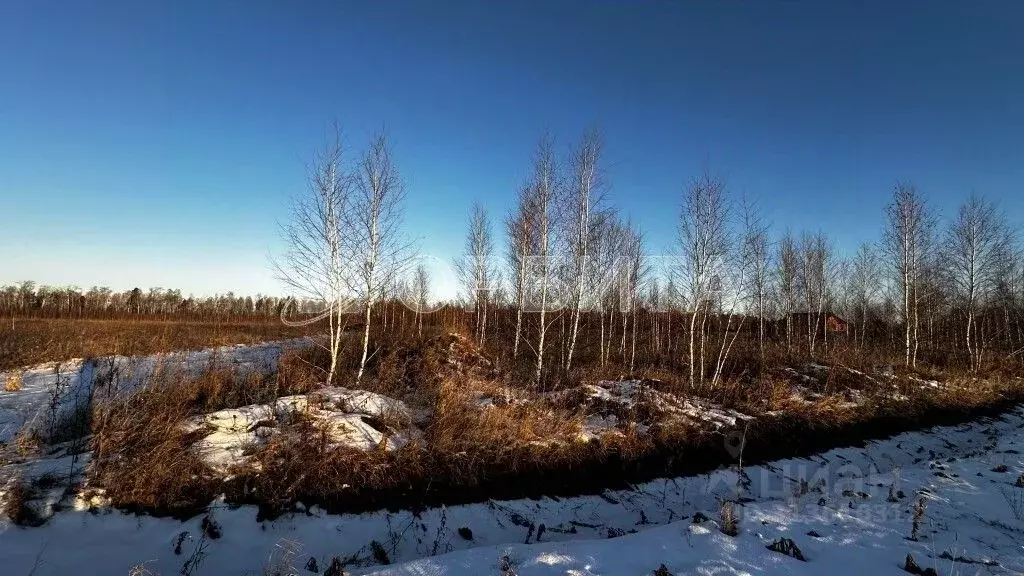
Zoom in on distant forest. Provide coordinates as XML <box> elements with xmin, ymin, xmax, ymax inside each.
<box><xmin>0</xmin><ymin>282</ymin><xmax>319</xmax><ymax>319</ymax></box>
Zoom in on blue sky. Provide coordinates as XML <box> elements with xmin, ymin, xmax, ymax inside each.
<box><xmin>1</xmin><ymin>1</ymin><xmax>1022</xmax><ymax>296</ymax></box>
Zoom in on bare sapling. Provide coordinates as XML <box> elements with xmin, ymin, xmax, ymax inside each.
<box><xmin>274</xmin><ymin>125</ymin><xmax>353</xmax><ymax>385</ymax></box>
<box><xmin>345</xmin><ymin>131</ymin><xmax>415</xmax><ymax>384</ymax></box>
<box><xmin>455</xmin><ymin>203</ymin><xmax>496</xmax><ymax>345</ymax></box>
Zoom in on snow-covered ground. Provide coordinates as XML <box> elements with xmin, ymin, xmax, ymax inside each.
<box><xmin>3</xmin><ymin>402</ymin><xmax>1022</xmax><ymax>575</ymax></box>
<box><xmin>0</xmin><ymin>339</ymin><xmax>311</xmax><ymax>443</ymax></box>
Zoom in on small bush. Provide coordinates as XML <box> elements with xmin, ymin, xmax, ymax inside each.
<box><xmin>88</xmin><ymin>378</ymin><xmax>220</xmax><ymax>515</ymax></box>
<box><xmin>499</xmin><ymin>554</ymin><xmax>517</xmax><ymax>576</ymax></box>
<box><xmin>201</xmin><ymin>515</ymin><xmax>222</xmax><ymax>539</ymax></box>
<box><xmin>766</xmin><ymin>538</ymin><xmax>805</xmax><ymax>561</ymax></box>
<box><xmin>903</xmin><ymin>553</ymin><xmax>938</xmax><ymax>576</ymax></box>
<box><xmin>14</xmin><ymin>429</ymin><xmax>41</xmax><ymax>456</ymax></box>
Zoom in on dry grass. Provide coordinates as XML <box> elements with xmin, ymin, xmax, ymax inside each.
<box><xmin>89</xmin><ymin>386</ymin><xmax>217</xmax><ymax>515</ymax></box>
<box><xmin>88</xmin><ymin>357</ymin><xmax>325</xmax><ymax>515</ymax></box>
<box><xmin>2</xmin><ymin>478</ymin><xmax>44</xmax><ymax>527</ymax></box>
<box><xmin>719</xmin><ymin>500</ymin><xmax>739</xmax><ymax>536</ymax></box>
<box><xmin>66</xmin><ymin>328</ymin><xmax>1024</xmax><ymax>519</ymax></box>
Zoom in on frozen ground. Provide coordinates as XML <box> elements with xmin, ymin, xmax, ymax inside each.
<box><xmin>2</xmin><ymin>401</ymin><xmax>1022</xmax><ymax>575</ymax></box>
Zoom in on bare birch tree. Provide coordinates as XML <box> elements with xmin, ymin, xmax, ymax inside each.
<box><xmin>848</xmin><ymin>242</ymin><xmax>883</xmax><ymax>352</ymax></box>
<box><xmin>412</xmin><ymin>263</ymin><xmax>430</xmax><ymax>336</ymax></box>
<box><xmin>562</xmin><ymin>129</ymin><xmax>604</xmax><ymax>372</ymax></box>
<box><xmin>884</xmin><ymin>184</ymin><xmax>934</xmax><ymax>367</ymax></box>
<box><xmin>346</xmin><ymin>131</ymin><xmax>413</xmax><ymax>383</ymax></box>
<box><xmin>593</xmin><ymin>212</ymin><xmax>628</xmax><ymax>367</ymax></box>
<box><xmin>455</xmin><ymin>203</ymin><xmax>496</xmax><ymax>345</ymax></box>
<box><xmin>776</xmin><ymin>232</ymin><xmax>799</xmax><ymax>353</ymax></box>
<box><xmin>707</xmin><ymin>199</ymin><xmax>763</xmax><ymax>389</ymax></box>
<box><xmin>506</xmin><ymin>183</ymin><xmax>535</xmax><ymax>360</ymax></box>
<box><xmin>798</xmin><ymin>231</ymin><xmax>831</xmax><ymax>357</ymax></box>
<box><xmin>677</xmin><ymin>172</ymin><xmax>729</xmax><ymax>388</ymax></box>
<box><xmin>741</xmin><ymin>197</ymin><xmax>770</xmax><ymax>357</ymax></box>
<box><xmin>943</xmin><ymin>193</ymin><xmax>1010</xmax><ymax>370</ymax></box>
<box><xmin>621</xmin><ymin>224</ymin><xmax>646</xmax><ymax>375</ymax></box>
<box><xmin>275</xmin><ymin>126</ymin><xmax>352</xmax><ymax>385</ymax></box>
<box><xmin>526</xmin><ymin>135</ymin><xmax>560</xmax><ymax>385</ymax></box>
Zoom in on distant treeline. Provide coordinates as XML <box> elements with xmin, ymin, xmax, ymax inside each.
<box><xmin>0</xmin><ymin>282</ymin><xmax>322</xmax><ymax>320</ymax></box>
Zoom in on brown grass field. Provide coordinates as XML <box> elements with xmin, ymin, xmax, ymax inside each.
<box><xmin>0</xmin><ymin>317</ymin><xmax>317</xmax><ymax>372</ymax></box>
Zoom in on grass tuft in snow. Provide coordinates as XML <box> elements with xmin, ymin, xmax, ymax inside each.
<box><xmin>2</xmin><ymin>477</ymin><xmax>45</xmax><ymax>527</ymax></box>
<box><xmin>718</xmin><ymin>500</ymin><xmax>739</xmax><ymax>536</ymax></box>
<box><xmin>4</xmin><ymin>371</ymin><xmax>22</xmax><ymax>391</ymax></box>
<box><xmin>908</xmin><ymin>496</ymin><xmax>927</xmax><ymax>541</ymax></box>
<box><xmin>765</xmin><ymin>537</ymin><xmax>806</xmax><ymax>561</ymax></box>
<box><xmin>322</xmin><ymin>556</ymin><xmax>348</xmax><ymax>576</ymax></box>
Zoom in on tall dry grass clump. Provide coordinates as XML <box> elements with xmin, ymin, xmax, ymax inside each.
<box><xmin>89</xmin><ymin>382</ymin><xmax>217</xmax><ymax>515</ymax></box>
<box><xmin>4</xmin><ymin>371</ymin><xmax>22</xmax><ymax>391</ymax></box>
<box><xmin>425</xmin><ymin>382</ymin><xmax>583</xmax><ymax>476</ymax></box>
<box><xmin>89</xmin><ymin>362</ymin><xmax>320</xmax><ymax>515</ymax></box>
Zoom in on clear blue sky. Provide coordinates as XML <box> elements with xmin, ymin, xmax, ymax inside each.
<box><xmin>2</xmin><ymin>1</ymin><xmax>1022</xmax><ymax>296</ymax></box>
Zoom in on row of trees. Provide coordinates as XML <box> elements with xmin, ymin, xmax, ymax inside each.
<box><xmin>275</xmin><ymin>126</ymin><xmax>1022</xmax><ymax>386</ymax></box>
<box><xmin>8</xmin><ymin>127</ymin><xmax>1021</xmax><ymax>386</ymax></box>
<box><xmin>0</xmin><ymin>283</ymin><xmax>322</xmax><ymax>319</ymax></box>
<box><xmin>443</xmin><ymin>133</ymin><xmax>1024</xmax><ymax>384</ymax></box>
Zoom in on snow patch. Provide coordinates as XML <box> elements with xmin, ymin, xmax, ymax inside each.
<box><xmin>183</xmin><ymin>387</ymin><xmax>419</xmax><ymax>471</ymax></box>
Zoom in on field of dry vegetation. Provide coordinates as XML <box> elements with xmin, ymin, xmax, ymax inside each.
<box><xmin>0</xmin><ymin>317</ymin><xmax>316</xmax><ymax>372</ymax></box>
<box><xmin>3</xmin><ymin>130</ymin><xmax>1024</xmax><ymax>532</ymax></box>
<box><xmin>19</xmin><ymin>313</ymin><xmax>1011</xmax><ymax>522</ymax></box>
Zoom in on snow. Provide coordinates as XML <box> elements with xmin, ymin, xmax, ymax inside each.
<box><xmin>3</xmin><ymin>346</ymin><xmax>1022</xmax><ymax>576</ymax></box>
<box><xmin>578</xmin><ymin>414</ymin><xmax>620</xmax><ymax>442</ymax></box>
<box><xmin>0</xmin><ymin>339</ymin><xmax>310</xmax><ymax>443</ymax></box>
<box><xmin>557</xmin><ymin>379</ymin><xmax>755</xmax><ymax>441</ymax></box>
<box><xmin>183</xmin><ymin>387</ymin><xmax>419</xmax><ymax>470</ymax></box>
<box><xmin>576</xmin><ymin>380</ymin><xmax>754</xmax><ymax>431</ymax></box>
<box><xmin>183</xmin><ymin>405</ymin><xmax>277</xmax><ymax>471</ymax></box>
<box><xmin>3</xmin><ymin>399</ymin><xmax>1022</xmax><ymax>575</ymax></box>
<box><xmin>909</xmin><ymin>375</ymin><xmax>943</xmax><ymax>389</ymax></box>
<box><xmin>314</xmin><ymin>387</ymin><xmax>412</xmax><ymax>421</ymax></box>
